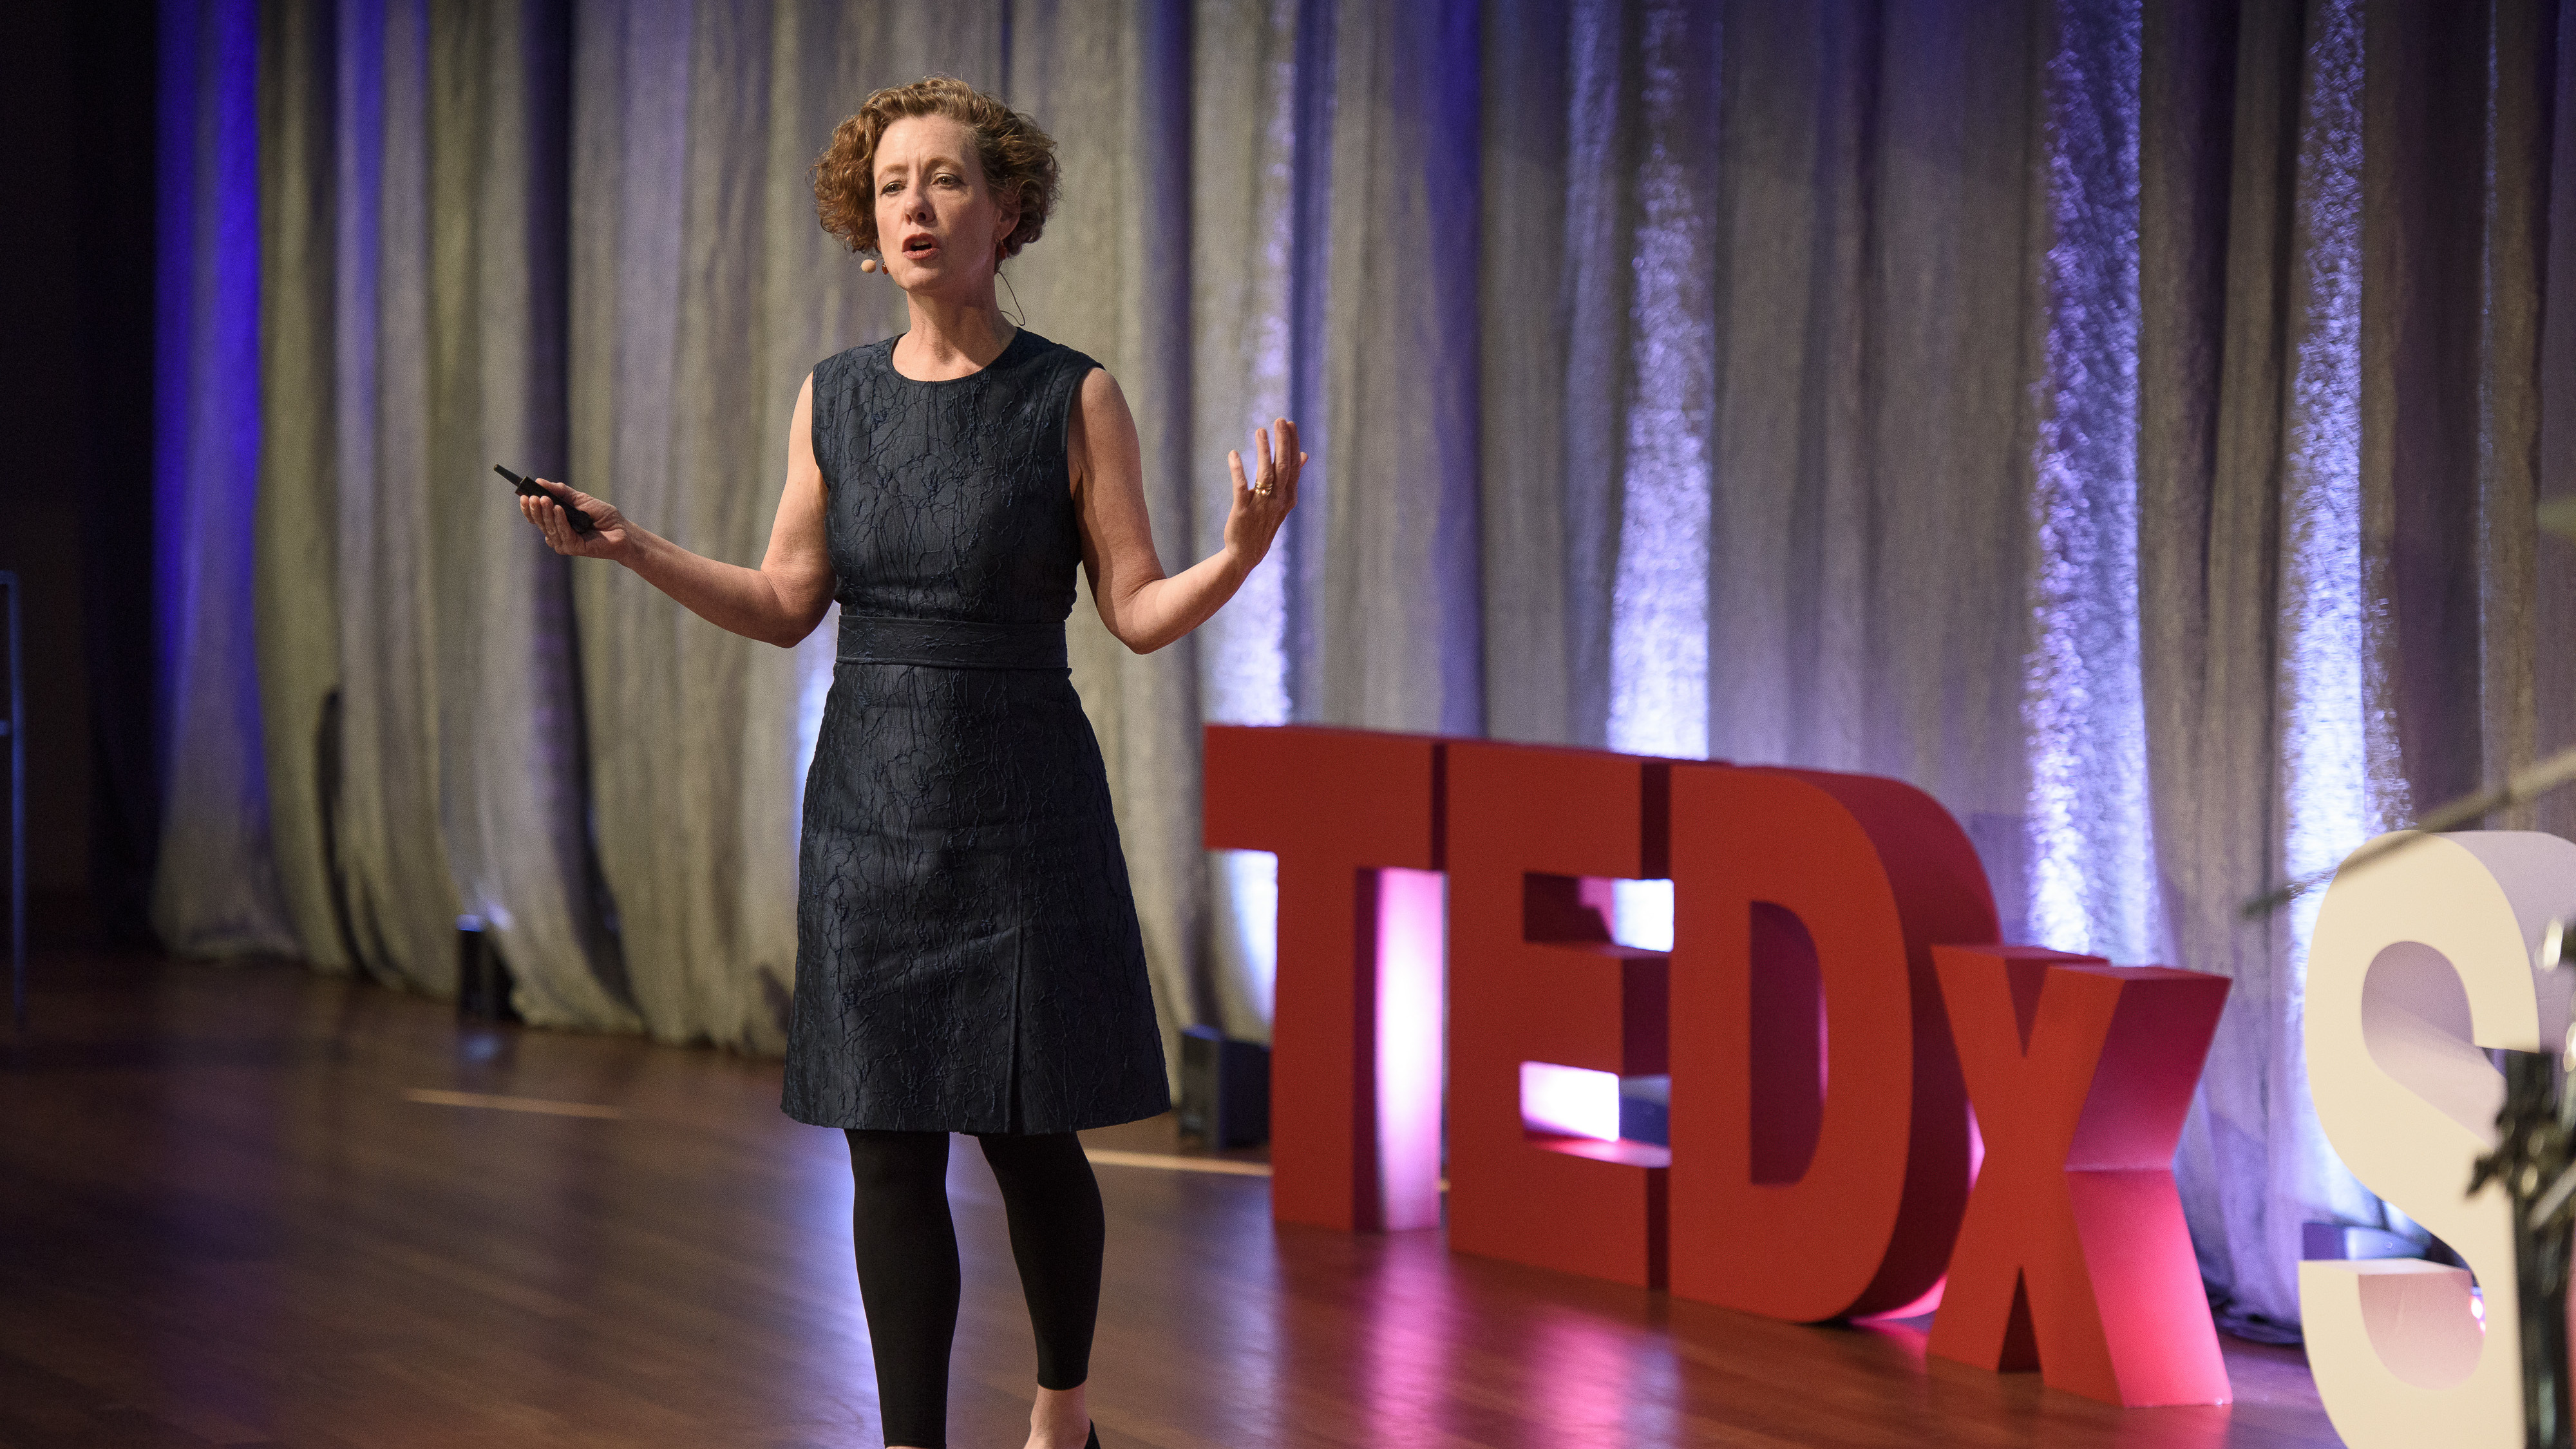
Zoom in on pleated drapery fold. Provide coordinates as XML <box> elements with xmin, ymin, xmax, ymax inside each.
<box><xmin>235</xmin><ymin>0</ymin><xmax>638</xmax><ymax>1028</ymax></box>
<box><xmin>153</xmin><ymin>0</ymin><xmax>2576</xmax><ymax>1330</ymax></box>
<box><xmin>155</xmin><ymin>0</ymin><xmax>297</xmax><ymax>961</ymax></box>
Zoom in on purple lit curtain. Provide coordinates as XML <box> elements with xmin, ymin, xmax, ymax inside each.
<box><xmin>154</xmin><ymin>0</ymin><xmax>294</xmax><ymax>958</ymax></box>
<box><xmin>242</xmin><ymin>0</ymin><xmax>638</xmax><ymax>1035</ymax></box>
<box><xmin>155</xmin><ymin>0</ymin><xmax>2575</xmax><ymax>1331</ymax></box>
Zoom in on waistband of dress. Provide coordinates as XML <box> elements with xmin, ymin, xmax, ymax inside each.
<box><xmin>835</xmin><ymin>614</ymin><xmax>1069</xmax><ymax>672</ymax></box>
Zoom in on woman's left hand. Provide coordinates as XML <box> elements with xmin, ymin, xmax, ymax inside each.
<box><xmin>1222</xmin><ymin>419</ymin><xmax>1305</xmax><ymax>570</ymax></box>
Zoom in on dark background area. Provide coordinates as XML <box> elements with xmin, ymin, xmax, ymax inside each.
<box><xmin>0</xmin><ymin>0</ymin><xmax>164</xmax><ymax>948</ymax></box>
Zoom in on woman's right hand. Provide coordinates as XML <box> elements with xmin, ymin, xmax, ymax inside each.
<box><xmin>517</xmin><ymin>478</ymin><xmax>634</xmax><ymax>562</ymax></box>
<box><xmin>1219</xmin><ymin>419</ymin><xmax>1304</xmax><ymax>571</ymax></box>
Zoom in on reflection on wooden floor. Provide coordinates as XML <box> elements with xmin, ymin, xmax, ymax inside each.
<box><xmin>0</xmin><ymin>951</ymin><xmax>2340</xmax><ymax>1448</ymax></box>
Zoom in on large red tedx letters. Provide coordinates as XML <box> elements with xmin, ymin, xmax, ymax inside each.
<box><xmin>1929</xmin><ymin>945</ymin><xmax>2231</xmax><ymax>1406</ymax></box>
<box><xmin>1202</xmin><ymin>725</ymin><xmax>2231</xmax><ymax>1406</ymax></box>
<box><xmin>1202</xmin><ymin>726</ymin><xmax>1442</xmax><ymax>1231</ymax></box>
<box><xmin>1667</xmin><ymin>764</ymin><xmax>1992</xmax><ymax>1320</ymax></box>
<box><xmin>1446</xmin><ymin>743</ymin><xmax>1672</xmax><ymax>1287</ymax></box>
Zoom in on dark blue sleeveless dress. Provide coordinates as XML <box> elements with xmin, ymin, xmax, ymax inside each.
<box><xmin>782</xmin><ymin>328</ymin><xmax>1171</xmax><ymax>1134</ymax></box>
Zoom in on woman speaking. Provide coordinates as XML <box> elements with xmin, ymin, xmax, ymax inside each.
<box><xmin>515</xmin><ymin>75</ymin><xmax>1302</xmax><ymax>1449</ymax></box>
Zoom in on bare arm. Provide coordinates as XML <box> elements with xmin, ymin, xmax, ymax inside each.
<box><xmin>1071</xmin><ymin>368</ymin><xmax>1303</xmax><ymax>654</ymax></box>
<box><xmin>520</xmin><ymin>373</ymin><xmax>836</xmax><ymax>649</ymax></box>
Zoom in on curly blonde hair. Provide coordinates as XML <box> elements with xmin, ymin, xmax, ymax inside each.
<box><xmin>812</xmin><ymin>76</ymin><xmax>1059</xmax><ymax>260</ymax></box>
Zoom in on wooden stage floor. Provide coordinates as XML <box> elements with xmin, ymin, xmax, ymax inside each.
<box><xmin>0</xmin><ymin>951</ymin><xmax>2342</xmax><ymax>1449</ymax></box>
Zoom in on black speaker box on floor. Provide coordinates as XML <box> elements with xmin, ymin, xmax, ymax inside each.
<box><xmin>1178</xmin><ymin>1025</ymin><xmax>1269</xmax><ymax>1148</ymax></box>
<box><xmin>456</xmin><ymin>917</ymin><xmax>521</xmax><ymax>1023</ymax></box>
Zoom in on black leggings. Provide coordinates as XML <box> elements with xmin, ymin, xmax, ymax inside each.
<box><xmin>845</xmin><ymin>1129</ymin><xmax>1105</xmax><ymax>1449</ymax></box>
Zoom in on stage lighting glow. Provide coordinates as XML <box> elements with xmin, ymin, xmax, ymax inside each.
<box><xmin>2277</xmin><ymin>15</ymin><xmax>2379</xmax><ymax>968</ymax></box>
<box><xmin>1612</xmin><ymin>878</ymin><xmax>1674</xmax><ymax>952</ymax></box>
<box><xmin>1527</xmin><ymin>1305</ymin><xmax>1678</xmax><ymax>1445</ymax></box>
<box><xmin>2023</xmin><ymin>0</ymin><xmax>2155</xmax><ymax>964</ymax></box>
<box><xmin>1521</xmin><ymin>1061</ymin><xmax>1622</xmax><ymax>1142</ymax></box>
<box><xmin>1376</xmin><ymin>867</ymin><xmax>1446</xmax><ymax>1229</ymax></box>
<box><xmin>2271</xmin><ymin>0</ymin><xmax>2390</xmax><ymax>1301</ymax></box>
<box><xmin>1207</xmin><ymin>549</ymin><xmax>1291</xmax><ymax>732</ymax></box>
<box><xmin>1357</xmin><ymin>1235</ymin><xmax>1461</xmax><ymax>1443</ymax></box>
<box><xmin>790</xmin><ymin>604</ymin><xmax>837</xmax><ymax>851</ymax></box>
<box><xmin>1602</xmin><ymin>0</ymin><xmax>1714</xmax><ymax>772</ymax></box>
<box><xmin>1198</xmin><ymin>55</ymin><xmax>1300</xmax><ymax>1034</ymax></box>
<box><xmin>1221</xmin><ymin>851</ymin><xmax>1282</xmax><ymax>1027</ymax></box>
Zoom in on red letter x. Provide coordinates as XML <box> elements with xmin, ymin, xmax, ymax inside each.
<box><xmin>1928</xmin><ymin>946</ymin><xmax>2233</xmax><ymax>1407</ymax></box>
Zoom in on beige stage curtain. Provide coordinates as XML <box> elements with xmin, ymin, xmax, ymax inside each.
<box><xmin>244</xmin><ymin>0</ymin><xmax>638</xmax><ymax>1034</ymax></box>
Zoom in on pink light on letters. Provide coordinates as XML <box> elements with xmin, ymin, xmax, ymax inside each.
<box><xmin>1522</xmin><ymin>1062</ymin><xmax>1622</xmax><ymax>1142</ymax></box>
<box><xmin>1376</xmin><ymin>867</ymin><xmax>1448</xmax><ymax>1231</ymax></box>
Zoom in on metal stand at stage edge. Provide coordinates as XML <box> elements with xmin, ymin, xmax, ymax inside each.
<box><xmin>2242</xmin><ymin>497</ymin><xmax>2576</xmax><ymax>1449</ymax></box>
<box><xmin>1</xmin><ymin>571</ymin><xmax>21</xmax><ymax>1035</ymax></box>
<box><xmin>2477</xmin><ymin>1012</ymin><xmax>2576</xmax><ymax>1449</ymax></box>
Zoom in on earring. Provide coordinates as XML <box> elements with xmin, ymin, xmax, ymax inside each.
<box><xmin>860</xmin><ymin>256</ymin><xmax>882</xmax><ymax>273</ymax></box>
